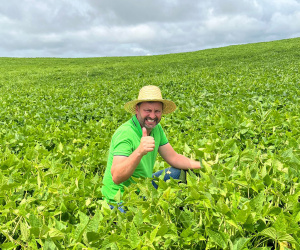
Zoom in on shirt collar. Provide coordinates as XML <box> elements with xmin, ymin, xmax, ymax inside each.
<box><xmin>131</xmin><ymin>115</ymin><xmax>143</xmax><ymax>137</ymax></box>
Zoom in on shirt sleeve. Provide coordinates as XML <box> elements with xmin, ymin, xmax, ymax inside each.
<box><xmin>112</xmin><ymin>129</ymin><xmax>133</xmax><ymax>157</ymax></box>
<box><xmin>158</xmin><ymin>124</ymin><xmax>169</xmax><ymax>146</ymax></box>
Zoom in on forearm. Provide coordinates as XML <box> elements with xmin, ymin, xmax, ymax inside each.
<box><xmin>159</xmin><ymin>143</ymin><xmax>201</xmax><ymax>170</ymax></box>
<box><xmin>111</xmin><ymin>149</ymin><xmax>144</xmax><ymax>184</ymax></box>
<box><xmin>170</xmin><ymin>154</ymin><xmax>201</xmax><ymax>170</ymax></box>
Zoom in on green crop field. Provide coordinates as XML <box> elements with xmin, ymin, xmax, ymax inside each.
<box><xmin>0</xmin><ymin>38</ymin><xmax>299</xmax><ymax>249</ymax></box>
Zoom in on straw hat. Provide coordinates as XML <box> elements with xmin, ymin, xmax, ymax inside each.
<box><xmin>124</xmin><ymin>85</ymin><xmax>176</xmax><ymax>114</ymax></box>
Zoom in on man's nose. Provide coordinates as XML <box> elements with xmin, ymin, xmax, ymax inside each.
<box><xmin>149</xmin><ymin>111</ymin><xmax>156</xmax><ymax>119</ymax></box>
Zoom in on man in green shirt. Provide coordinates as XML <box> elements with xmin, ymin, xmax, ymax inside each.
<box><xmin>102</xmin><ymin>85</ymin><xmax>201</xmax><ymax>205</ymax></box>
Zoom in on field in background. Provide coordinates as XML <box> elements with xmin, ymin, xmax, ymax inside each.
<box><xmin>0</xmin><ymin>38</ymin><xmax>299</xmax><ymax>249</ymax></box>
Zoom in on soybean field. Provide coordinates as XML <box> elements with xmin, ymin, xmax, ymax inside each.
<box><xmin>0</xmin><ymin>38</ymin><xmax>300</xmax><ymax>249</ymax></box>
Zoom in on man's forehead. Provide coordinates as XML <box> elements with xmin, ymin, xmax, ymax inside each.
<box><xmin>138</xmin><ymin>101</ymin><xmax>163</xmax><ymax>108</ymax></box>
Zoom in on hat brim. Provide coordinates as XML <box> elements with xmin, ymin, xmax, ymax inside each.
<box><xmin>124</xmin><ymin>99</ymin><xmax>176</xmax><ymax>114</ymax></box>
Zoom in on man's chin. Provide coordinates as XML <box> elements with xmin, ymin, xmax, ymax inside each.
<box><xmin>145</xmin><ymin>121</ymin><xmax>158</xmax><ymax>128</ymax></box>
<box><xmin>145</xmin><ymin>124</ymin><xmax>156</xmax><ymax>129</ymax></box>
<box><xmin>144</xmin><ymin>123</ymin><xmax>157</xmax><ymax>129</ymax></box>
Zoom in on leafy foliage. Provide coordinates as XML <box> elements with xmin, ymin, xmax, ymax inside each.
<box><xmin>0</xmin><ymin>38</ymin><xmax>300</xmax><ymax>249</ymax></box>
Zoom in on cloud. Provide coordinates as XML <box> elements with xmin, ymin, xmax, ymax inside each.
<box><xmin>87</xmin><ymin>0</ymin><xmax>210</xmax><ymax>25</ymax></box>
<box><xmin>0</xmin><ymin>0</ymin><xmax>299</xmax><ymax>57</ymax></box>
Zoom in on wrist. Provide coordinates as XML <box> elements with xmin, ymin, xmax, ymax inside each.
<box><xmin>136</xmin><ymin>146</ymin><xmax>146</xmax><ymax>157</ymax></box>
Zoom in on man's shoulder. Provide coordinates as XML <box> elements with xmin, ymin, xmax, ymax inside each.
<box><xmin>116</xmin><ymin>118</ymin><xmax>131</xmax><ymax>129</ymax></box>
<box><xmin>112</xmin><ymin>118</ymin><xmax>136</xmax><ymax>138</ymax></box>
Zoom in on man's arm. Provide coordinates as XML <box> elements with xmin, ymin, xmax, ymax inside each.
<box><xmin>111</xmin><ymin>128</ymin><xmax>154</xmax><ymax>184</ymax></box>
<box><xmin>111</xmin><ymin>153</ymin><xmax>143</xmax><ymax>185</ymax></box>
<box><xmin>158</xmin><ymin>143</ymin><xmax>201</xmax><ymax>170</ymax></box>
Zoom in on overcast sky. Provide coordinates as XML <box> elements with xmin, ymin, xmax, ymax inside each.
<box><xmin>0</xmin><ymin>0</ymin><xmax>299</xmax><ymax>58</ymax></box>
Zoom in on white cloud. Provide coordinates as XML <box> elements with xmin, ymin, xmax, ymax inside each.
<box><xmin>268</xmin><ymin>11</ymin><xmax>300</xmax><ymax>35</ymax></box>
<box><xmin>0</xmin><ymin>0</ymin><xmax>299</xmax><ymax>57</ymax></box>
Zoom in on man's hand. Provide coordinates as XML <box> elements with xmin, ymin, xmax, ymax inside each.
<box><xmin>138</xmin><ymin>127</ymin><xmax>155</xmax><ymax>156</ymax></box>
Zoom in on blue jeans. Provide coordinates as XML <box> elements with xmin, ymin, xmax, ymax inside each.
<box><xmin>109</xmin><ymin>167</ymin><xmax>186</xmax><ymax>213</ymax></box>
<box><xmin>152</xmin><ymin>166</ymin><xmax>186</xmax><ymax>189</ymax></box>
<box><xmin>109</xmin><ymin>204</ymin><xmax>126</xmax><ymax>213</ymax></box>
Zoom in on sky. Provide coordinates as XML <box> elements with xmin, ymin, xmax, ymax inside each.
<box><xmin>0</xmin><ymin>0</ymin><xmax>300</xmax><ymax>58</ymax></box>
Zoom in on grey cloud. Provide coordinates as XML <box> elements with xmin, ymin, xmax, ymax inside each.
<box><xmin>1</xmin><ymin>0</ymin><xmax>93</xmax><ymax>33</ymax></box>
<box><xmin>0</xmin><ymin>0</ymin><xmax>299</xmax><ymax>57</ymax></box>
<box><xmin>87</xmin><ymin>0</ymin><xmax>211</xmax><ymax>25</ymax></box>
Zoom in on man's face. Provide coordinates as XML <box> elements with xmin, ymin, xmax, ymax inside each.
<box><xmin>135</xmin><ymin>102</ymin><xmax>163</xmax><ymax>130</ymax></box>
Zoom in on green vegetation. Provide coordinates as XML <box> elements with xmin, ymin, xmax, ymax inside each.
<box><xmin>0</xmin><ymin>38</ymin><xmax>299</xmax><ymax>249</ymax></box>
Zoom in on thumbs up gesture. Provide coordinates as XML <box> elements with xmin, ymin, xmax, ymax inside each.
<box><xmin>139</xmin><ymin>127</ymin><xmax>155</xmax><ymax>156</ymax></box>
<box><xmin>142</xmin><ymin>127</ymin><xmax>148</xmax><ymax>137</ymax></box>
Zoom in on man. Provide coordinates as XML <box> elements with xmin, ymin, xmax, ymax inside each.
<box><xmin>102</xmin><ymin>85</ymin><xmax>201</xmax><ymax>204</ymax></box>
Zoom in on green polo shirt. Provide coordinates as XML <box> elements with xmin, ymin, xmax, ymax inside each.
<box><xmin>101</xmin><ymin>115</ymin><xmax>168</xmax><ymax>203</ymax></box>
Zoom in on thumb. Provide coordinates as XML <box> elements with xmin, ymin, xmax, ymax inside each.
<box><xmin>142</xmin><ymin>127</ymin><xmax>147</xmax><ymax>137</ymax></box>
